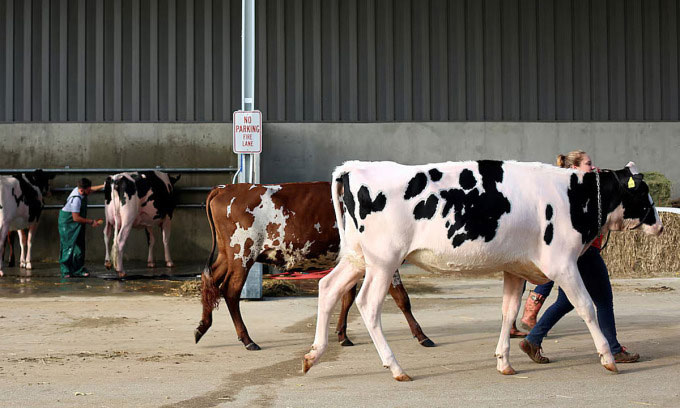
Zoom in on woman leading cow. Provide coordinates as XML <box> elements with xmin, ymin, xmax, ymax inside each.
<box><xmin>519</xmin><ymin>150</ymin><xmax>640</xmax><ymax>364</ymax></box>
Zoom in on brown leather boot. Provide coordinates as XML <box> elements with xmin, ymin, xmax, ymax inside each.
<box><xmin>520</xmin><ymin>291</ymin><xmax>546</xmax><ymax>330</ymax></box>
<box><xmin>614</xmin><ymin>346</ymin><xmax>640</xmax><ymax>363</ymax></box>
<box><xmin>519</xmin><ymin>339</ymin><xmax>550</xmax><ymax>364</ymax></box>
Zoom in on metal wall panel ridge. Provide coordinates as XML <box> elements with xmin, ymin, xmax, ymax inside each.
<box><xmin>0</xmin><ymin>0</ymin><xmax>679</xmax><ymax>123</ymax></box>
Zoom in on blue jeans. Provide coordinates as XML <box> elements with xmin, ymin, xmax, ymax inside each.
<box><xmin>534</xmin><ymin>280</ymin><xmax>554</xmax><ymax>297</ymax></box>
<box><xmin>525</xmin><ymin>246</ymin><xmax>622</xmax><ymax>354</ymax></box>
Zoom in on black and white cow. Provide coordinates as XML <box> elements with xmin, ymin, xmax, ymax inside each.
<box><xmin>0</xmin><ymin>170</ymin><xmax>54</xmax><ymax>276</ymax></box>
<box><xmin>104</xmin><ymin>171</ymin><xmax>180</xmax><ymax>278</ymax></box>
<box><xmin>303</xmin><ymin>160</ymin><xmax>663</xmax><ymax>381</ymax></box>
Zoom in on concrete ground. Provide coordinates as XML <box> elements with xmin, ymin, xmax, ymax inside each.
<box><xmin>0</xmin><ymin>264</ymin><xmax>678</xmax><ymax>407</ymax></box>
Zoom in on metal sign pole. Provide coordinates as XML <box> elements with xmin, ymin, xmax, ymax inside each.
<box><xmin>239</xmin><ymin>0</ymin><xmax>262</xmax><ymax>299</ymax></box>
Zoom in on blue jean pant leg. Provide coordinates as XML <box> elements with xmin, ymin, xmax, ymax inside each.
<box><xmin>578</xmin><ymin>247</ymin><xmax>622</xmax><ymax>354</ymax></box>
<box><xmin>526</xmin><ymin>247</ymin><xmax>622</xmax><ymax>354</ymax></box>
<box><xmin>534</xmin><ymin>281</ymin><xmax>555</xmax><ymax>297</ymax></box>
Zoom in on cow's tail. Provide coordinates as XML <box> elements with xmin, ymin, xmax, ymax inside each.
<box><xmin>201</xmin><ymin>188</ymin><xmax>221</xmax><ymax>311</ymax></box>
<box><xmin>331</xmin><ymin>168</ymin><xmax>347</xmax><ymax>243</ymax></box>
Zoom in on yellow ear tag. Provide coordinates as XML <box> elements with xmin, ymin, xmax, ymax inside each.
<box><xmin>628</xmin><ymin>177</ymin><xmax>635</xmax><ymax>189</ymax></box>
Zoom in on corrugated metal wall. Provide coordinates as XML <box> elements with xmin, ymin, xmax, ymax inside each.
<box><xmin>1</xmin><ymin>0</ymin><xmax>680</xmax><ymax>123</ymax></box>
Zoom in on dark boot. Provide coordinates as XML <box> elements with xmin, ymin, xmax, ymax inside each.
<box><xmin>614</xmin><ymin>346</ymin><xmax>640</xmax><ymax>363</ymax></box>
<box><xmin>519</xmin><ymin>339</ymin><xmax>550</xmax><ymax>364</ymax></box>
<box><xmin>510</xmin><ymin>322</ymin><xmax>528</xmax><ymax>338</ymax></box>
<box><xmin>521</xmin><ymin>291</ymin><xmax>546</xmax><ymax>330</ymax></box>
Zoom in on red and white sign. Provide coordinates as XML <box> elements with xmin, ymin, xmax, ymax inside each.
<box><xmin>233</xmin><ymin>110</ymin><xmax>262</xmax><ymax>154</ymax></box>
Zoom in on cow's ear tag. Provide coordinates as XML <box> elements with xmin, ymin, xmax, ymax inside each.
<box><xmin>627</xmin><ymin>177</ymin><xmax>635</xmax><ymax>189</ymax></box>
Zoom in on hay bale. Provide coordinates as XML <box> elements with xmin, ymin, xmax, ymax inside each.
<box><xmin>602</xmin><ymin>212</ymin><xmax>680</xmax><ymax>278</ymax></box>
<box><xmin>643</xmin><ymin>171</ymin><xmax>672</xmax><ymax>206</ymax></box>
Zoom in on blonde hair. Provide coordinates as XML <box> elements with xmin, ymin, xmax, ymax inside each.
<box><xmin>556</xmin><ymin>150</ymin><xmax>587</xmax><ymax>169</ymax></box>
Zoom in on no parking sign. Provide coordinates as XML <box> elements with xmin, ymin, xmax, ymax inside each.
<box><xmin>232</xmin><ymin>110</ymin><xmax>262</xmax><ymax>154</ymax></box>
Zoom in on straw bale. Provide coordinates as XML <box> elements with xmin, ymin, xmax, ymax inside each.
<box><xmin>602</xmin><ymin>212</ymin><xmax>680</xmax><ymax>278</ymax></box>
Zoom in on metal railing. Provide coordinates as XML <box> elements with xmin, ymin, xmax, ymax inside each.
<box><xmin>2</xmin><ymin>167</ymin><xmax>237</xmax><ymax>210</ymax></box>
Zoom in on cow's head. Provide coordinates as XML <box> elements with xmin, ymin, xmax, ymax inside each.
<box><xmin>26</xmin><ymin>169</ymin><xmax>55</xmax><ymax>196</ymax></box>
<box><xmin>606</xmin><ymin>162</ymin><xmax>663</xmax><ymax>236</ymax></box>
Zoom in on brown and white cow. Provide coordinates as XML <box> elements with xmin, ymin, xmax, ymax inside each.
<box><xmin>0</xmin><ymin>170</ymin><xmax>54</xmax><ymax>276</ymax></box>
<box><xmin>196</xmin><ymin>182</ymin><xmax>433</xmax><ymax>350</ymax></box>
<box><xmin>104</xmin><ymin>171</ymin><xmax>180</xmax><ymax>278</ymax></box>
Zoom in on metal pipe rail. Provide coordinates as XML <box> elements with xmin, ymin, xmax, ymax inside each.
<box><xmin>42</xmin><ymin>204</ymin><xmax>205</xmax><ymax>210</ymax></box>
<box><xmin>1</xmin><ymin>167</ymin><xmax>234</xmax><ymax>209</ymax></box>
<box><xmin>0</xmin><ymin>167</ymin><xmax>237</xmax><ymax>174</ymax></box>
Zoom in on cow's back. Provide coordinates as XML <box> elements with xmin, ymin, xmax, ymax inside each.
<box><xmin>209</xmin><ymin>182</ymin><xmax>339</xmax><ymax>271</ymax></box>
<box><xmin>335</xmin><ymin>160</ymin><xmax>578</xmax><ymax>275</ymax></box>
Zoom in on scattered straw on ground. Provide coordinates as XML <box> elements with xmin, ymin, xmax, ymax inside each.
<box><xmin>262</xmin><ymin>280</ymin><xmax>299</xmax><ymax>297</ymax></box>
<box><xmin>602</xmin><ymin>212</ymin><xmax>680</xmax><ymax>278</ymax></box>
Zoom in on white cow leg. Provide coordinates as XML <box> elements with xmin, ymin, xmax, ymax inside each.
<box><xmin>161</xmin><ymin>219</ymin><xmax>173</xmax><ymax>267</ymax></box>
<box><xmin>559</xmin><ymin>271</ymin><xmax>617</xmax><ymax>373</ymax></box>
<box><xmin>17</xmin><ymin>229</ymin><xmax>28</xmax><ymax>268</ymax></box>
<box><xmin>0</xmin><ymin>224</ymin><xmax>8</xmax><ymax>276</ymax></box>
<box><xmin>115</xmin><ymin>225</ymin><xmax>133</xmax><ymax>278</ymax></box>
<box><xmin>495</xmin><ymin>272</ymin><xmax>525</xmax><ymax>375</ymax></box>
<box><xmin>103</xmin><ymin>222</ymin><xmax>113</xmax><ymax>269</ymax></box>
<box><xmin>146</xmin><ymin>227</ymin><xmax>155</xmax><ymax>268</ymax></box>
<box><xmin>303</xmin><ymin>258</ymin><xmax>361</xmax><ymax>374</ymax></box>
<box><xmin>356</xmin><ymin>263</ymin><xmax>410</xmax><ymax>381</ymax></box>
<box><xmin>24</xmin><ymin>225</ymin><xmax>37</xmax><ymax>270</ymax></box>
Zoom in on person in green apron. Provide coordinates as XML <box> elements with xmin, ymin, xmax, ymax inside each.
<box><xmin>58</xmin><ymin>178</ymin><xmax>104</xmax><ymax>278</ymax></box>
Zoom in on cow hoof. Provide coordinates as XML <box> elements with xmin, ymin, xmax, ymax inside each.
<box><xmin>499</xmin><ymin>367</ymin><xmax>516</xmax><ymax>375</ymax></box>
<box><xmin>340</xmin><ymin>338</ymin><xmax>354</xmax><ymax>347</ymax></box>
<box><xmin>394</xmin><ymin>373</ymin><xmax>412</xmax><ymax>382</ymax></box>
<box><xmin>20</xmin><ymin>262</ymin><xmax>26</xmax><ymax>268</ymax></box>
<box><xmin>166</xmin><ymin>262</ymin><xmax>174</xmax><ymax>268</ymax></box>
<box><xmin>104</xmin><ymin>261</ymin><xmax>112</xmax><ymax>270</ymax></box>
<box><xmin>194</xmin><ymin>328</ymin><xmax>204</xmax><ymax>344</ymax></box>
<box><xmin>117</xmin><ymin>272</ymin><xmax>126</xmax><ymax>279</ymax></box>
<box><xmin>245</xmin><ymin>342</ymin><xmax>261</xmax><ymax>351</ymax></box>
<box><xmin>419</xmin><ymin>338</ymin><xmax>435</xmax><ymax>347</ymax></box>
<box><xmin>147</xmin><ymin>262</ymin><xmax>155</xmax><ymax>268</ymax></box>
<box><xmin>25</xmin><ymin>262</ymin><xmax>32</xmax><ymax>270</ymax></box>
<box><xmin>302</xmin><ymin>355</ymin><xmax>315</xmax><ymax>374</ymax></box>
<box><xmin>603</xmin><ymin>363</ymin><xmax>619</xmax><ymax>373</ymax></box>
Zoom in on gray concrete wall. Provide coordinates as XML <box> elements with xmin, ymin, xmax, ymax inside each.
<box><xmin>262</xmin><ymin>122</ymin><xmax>680</xmax><ymax>196</ymax></box>
<box><xmin>1</xmin><ymin>123</ymin><xmax>235</xmax><ymax>265</ymax></box>
<box><xmin>1</xmin><ymin>122</ymin><xmax>678</xmax><ymax>264</ymax></box>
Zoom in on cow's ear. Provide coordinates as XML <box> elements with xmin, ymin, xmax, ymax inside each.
<box><xmin>625</xmin><ymin>161</ymin><xmax>639</xmax><ymax>175</ymax></box>
<box><xmin>170</xmin><ymin>174</ymin><xmax>181</xmax><ymax>185</ymax></box>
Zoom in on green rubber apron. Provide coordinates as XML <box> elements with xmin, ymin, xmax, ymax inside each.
<box><xmin>58</xmin><ymin>195</ymin><xmax>87</xmax><ymax>277</ymax></box>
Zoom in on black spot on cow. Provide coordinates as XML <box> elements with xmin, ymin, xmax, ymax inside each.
<box><xmin>341</xmin><ymin>173</ymin><xmax>359</xmax><ymax>229</ymax></box>
<box><xmin>359</xmin><ymin>226</ymin><xmax>365</xmax><ymax>232</ymax></box>
<box><xmin>139</xmin><ymin>171</ymin><xmax>178</xmax><ymax>220</ymax></box>
<box><xmin>358</xmin><ymin>186</ymin><xmax>387</xmax><ymax>220</ymax></box>
<box><xmin>545</xmin><ymin>204</ymin><xmax>553</xmax><ymax>221</ymax></box>
<box><xmin>12</xmin><ymin>172</ymin><xmax>52</xmax><ymax>223</ymax></box>
<box><xmin>114</xmin><ymin>175</ymin><xmax>138</xmax><ymax>206</ymax></box>
<box><xmin>567</xmin><ymin>173</ymin><xmax>602</xmax><ymax>244</ymax></box>
<box><xmin>413</xmin><ymin>194</ymin><xmax>439</xmax><ymax>220</ymax></box>
<box><xmin>543</xmin><ymin>224</ymin><xmax>554</xmax><ymax>245</ymax></box>
<box><xmin>459</xmin><ymin>169</ymin><xmax>477</xmax><ymax>190</ymax></box>
<box><xmin>428</xmin><ymin>168</ymin><xmax>443</xmax><ymax>182</ymax></box>
<box><xmin>440</xmin><ymin>160</ymin><xmax>511</xmax><ymax>248</ymax></box>
<box><xmin>104</xmin><ymin>177</ymin><xmax>113</xmax><ymax>205</ymax></box>
<box><xmin>404</xmin><ymin>172</ymin><xmax>427</xmax><ymax>200</ymax></box>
